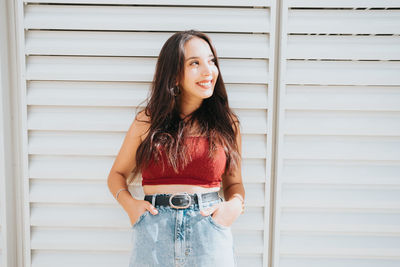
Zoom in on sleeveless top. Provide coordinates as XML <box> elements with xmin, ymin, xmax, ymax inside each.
<box><xmin>141</xmin><ymin>136</ymin><xmax>226</xmax><ymax>188</ymax></box>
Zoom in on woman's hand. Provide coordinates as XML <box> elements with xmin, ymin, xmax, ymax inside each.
<box><xmin>128</xmin><ymin>199</ymin><xmax>158</xmax><ymax>226</ymax></box>
<box><xmin>200</xmin><ymin>198</ymin><xmax>243</xmax><ymax>227</ymax></box>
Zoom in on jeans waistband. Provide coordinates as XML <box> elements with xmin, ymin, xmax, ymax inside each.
<box><xmin>144</xmin><ymin>191</ymin><xmax>221</xmax><ymax>209</ymax></box>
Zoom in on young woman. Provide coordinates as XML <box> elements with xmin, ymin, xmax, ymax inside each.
<box><xmin>107</xmin><ymin>29</ymin><xmax>245</xmax><ymax>266</ymax></box>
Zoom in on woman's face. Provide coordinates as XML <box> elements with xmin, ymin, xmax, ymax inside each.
<box><xmin>178</xmin><ymin>37</ymin><xmax>219</xmax><ymax>104</ymax></box>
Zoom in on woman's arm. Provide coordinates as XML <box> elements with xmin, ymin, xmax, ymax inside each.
<box><xmin>200</xmin><ymin>120</ymin><xmax>245</xmax><ymax>224</ymax></box>
<box><xmin>107</xmin><ymin>111</ymin><xmax>158</xmax><ymax>225</ymax></box>
<box><xmin>222</xmin><ymin>120</ymin><xmax>245</xmax><ymax>213</ymax></box>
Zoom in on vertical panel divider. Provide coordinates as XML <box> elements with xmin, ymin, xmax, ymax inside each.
<box><xmin>272</xmin><ymin>0</ymin><xmax>289</xmax><ymax>266</ymax></box>
<box><xmin>14</xmin><ymin>0</ymin><xmax>31</xmax><ymax>267</ymax></box>
<box><xmin>266</xmin><ymin>0</ymin><xmax>280</xmax><ymax>266</ymax></box>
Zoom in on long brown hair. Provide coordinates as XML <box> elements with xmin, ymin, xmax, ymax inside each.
<box><xmin>128</xmin><ymin>29</ymin><xmax>241</xmax><ymax>185</ymax></box>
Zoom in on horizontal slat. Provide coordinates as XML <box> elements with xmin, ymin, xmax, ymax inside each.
<box><xmin>281</xmin><ymin>184</ymin><xmax>400</xmax><ymax>210</ymax></box>
<box><xmin>242</xmin><ymin>159</ymin><xmax>267</xmax><ymax>183</ymax></box>
<box><xmin>280</xmin><ymin>247</ymin><xmax>400</xmax><ymax>259</ymax></box>
<box><xmin>27</xmin><ymin>106</ymin><xmax>135</xmax><ymax>131</ymax></box>
<box><xmin>288</xmin><ymin>9</ymin><xmax>400</xmax><ymax>34</ymax></box>
<box><xmin>282</xmin><ymin>202</ymin><xmax>400</xmax><ymax>211</ymax></box>
<box><xmin>29</xmin><ymin>180</ymin><xmax>264</xmax><ymax>206</ymax></box>
<box><xmin>236</xmin><ymin>109</ymin><xmax>268</xmax><ymax>134</ymax></box>
<box><xmin>29</xmin><ymin>155</ymin><xmax>113</xmax><ymax>180</ymax></box>
<box><xmin>242</xmin><ymin>135</ymin><xmax>267</xmax><ymax>159</ymax></box>
<box><xmin>25</xmin><ymin>0</ymin><xmax>270</xmax><ymax>6</ymax></box>
<box><xmin>282</xmin><ymin>157</ymin><xmax>400</xmax><ymax>185</ymax></box>
<box><xmin>282</xmin><ymin>184</ymin><xmax>400</xmax><ymax>204</ymax></box>
<box><xmin>237</xmin><ymin>255</ymin><xmax>263</xmax><ymax>267</ymax></box>
<box><xmin>30</xmin><ymin>204</ymin><xmax>265</xmax><ymax>230</ymax></box>
<box><xmin>32</xmin><ymin>251</ymin><xmax>129</xmax><ymax>267</ymax></box>
<box><xmin>30</xmin><ymin>228</ymin><xmax>133</xmax><ymax>250</ymax></box>
<box><xmin>28</xmin><ymin>130</ymin><xmax>266</xmax><ymax>158</ymax></box>
<box><xmin>27</xmin><ymin>107</ymin><xmax>267</xmax><ymax>133</ymax></box>
<box><xmin>29</xmin><ymin>181</ymin><xmax>112</xmax><ymax>204</ymax></box>
<box><xmin>32</xmin><ymin>251</ymin><xmax>263</xmax><ymax>267</ymax></box>
<box><xmin>235</xmin><ymin>230</ymin><xmax>265</xmax><ymax>254</ymax></box>
<box><xmin>280</xmin><ymin>233</ymin><xmax>400</xmax><ymax>252</ymax></box>
<box><xmin>236</xmin><ymin>245</ymin><xmax>264</xmax><ymax>254</ymax></box>
<box><xmin>26</xmin><ymin>31</ymin><xmax>270</xmax><ymax>59</ymax></box>
<box><xmin>234</xmin><ymin>207</ymin><xmax>265</xmax><ymax>230</ymax></box>
<box><xmin>27</xmin><ymin>81</ymin><xmax>148</xmax><ymax>107</ymax></box>
<box><xmin>243</xmin><ymin>183</ymin><xmax>265</xmax><ymax>207</ymax></box>
<box><xmin>27</xmin><ymin>82</ymin><xmax>268</xmax><ymax>109</ymax></box>
<box><xmin>228</xmin><ymin>84</ymin><xmax>269</xmax><ymax>109</ymax></box>
<box><xmin>283</xmin><ymin>135</ymin><xmax>400</xmax><ymax>160</ymax></box>
<box><xmin>283</xmin><ymin>177</ymin><xmax>400</xmax><ymax>186</ymax></box>
<box><xmin>30</xmin><ymin>204</ymin><xmax>129</xmax><ymax>228</ymax></box>
<box><xmin>286</xmin><ymin>61</ymin><xmax>400</xmax><ymax>86</ymax></box>
<box><xmin>281</xmin><ymin>223</ymin><xmax>400</xmax><ymax>235</ymax></box>
<box><xmin>281</xmin><ymin>210</ymin><xmax>400</xmax><ymax>233</ymax></box>
<box><xmin>28</xmin><ymin>131</ymin><xmax>123</xmax><ymax>156</ymax></box>
<box><xmin>285</xmin><ymin>86</ymin><xmax>400</xmax><ymax>112</ymax></box>
<box><xmin>287</xmin><ymin>35</ymin><xmax>400</xmax><ymax>60</ymax></box>
<box><xmin>26</xmin><ymin>56</ymin><xmax>269</xmax><ymax>83</ymax></box>
<box><xmin>285</xmin><ymin>110</ymin><xmax>400</xmax><ymax>136</ymax></box>
<box><xmin>29</xmin><ymin>155</ymin><xmax>266</xmax><ymax>184</ymax></box>
<box><xmin>27</xmin><ymin>81</ymin><xmax>268</xmax><ymax>109</ymax></box>
<box><xmin>30</xmin><ymin>227</ymin><xmax>262</xmax><ymax>251</ymax></box>
<box><xmin>280</xmin><ymin>257</ymin><xmax>400</xmax><ymax>267</ymax></box>
<box><xmin>288</xmin><ymin>0</ymin><xmax>400</xmax><ymax>8</ymax></box>
<box><xmin>25</xmin><ymin>5</ymin><xmax>270</xmax><ymax>33</ymax></box>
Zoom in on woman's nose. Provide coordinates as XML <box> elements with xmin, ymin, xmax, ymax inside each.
<box><xmin>202</xmin><ymin>63</ymin><xmax>212</xmax><ymax>75</ymax></box>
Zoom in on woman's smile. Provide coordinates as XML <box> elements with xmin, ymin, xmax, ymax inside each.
<box><xmin>196</xmin><ymin>79</ymin><xmax>213</xmax><ymax>89</ymax></box>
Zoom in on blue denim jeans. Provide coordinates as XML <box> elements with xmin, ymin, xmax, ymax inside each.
<box><xmin>129</xmin><ymin>193</ymin><xmax>237</xmax><ymax>267</ymax></box>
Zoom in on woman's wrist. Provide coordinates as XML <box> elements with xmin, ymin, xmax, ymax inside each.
<box><xmin>116</xmin><ymin>189</ymin><xmax>137</xmax><ymax>208</ymax></box>
<box><xmin>227</xmin><ymin>194</ymin><xmax>245</xmax><ymax>214</ymax></box>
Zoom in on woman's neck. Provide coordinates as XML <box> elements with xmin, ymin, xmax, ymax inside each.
<box><xmin>178</xmin><ymin>95</ymin><xmax>202</xmax><ymax>119</ymax></box>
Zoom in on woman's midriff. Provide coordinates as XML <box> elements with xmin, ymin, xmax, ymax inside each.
<box><xmin>143</xmin><ymin>184</ymin><xmax>220</xmax><ymax>195</ymax></box>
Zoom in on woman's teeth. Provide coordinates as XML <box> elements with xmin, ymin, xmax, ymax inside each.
<box><xmin>197</xmin><ymin>81</ymin><xmax>211</xmax><ymax>87</ymax></box>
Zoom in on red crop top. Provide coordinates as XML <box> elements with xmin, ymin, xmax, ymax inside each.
<box><xmin>141</xmin><ymin>136</ymin><xmax>226</xmax><ymax>188</ymax></box>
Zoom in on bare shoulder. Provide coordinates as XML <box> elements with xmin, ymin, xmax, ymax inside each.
<box><xmin>130</xmin><ymin>110</ymin><xmax>151</xmax><ymax>141</ymax></box>
<box><xmin>135</xmin><ymin>109</ymin><xmax>151</xmax><ymax>123</ymax></box>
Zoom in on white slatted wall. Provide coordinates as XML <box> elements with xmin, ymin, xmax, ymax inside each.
<box><xmin>18</xmin><ymin>1</ymin><xmax>275</xmax><ymax>266</ymax></box>
<box><xmin>273</xmin><ymin>1</ymin><xmax>400</xmax><ymax>267</ymax></box>
<box><xmin>3</xmin><ymin>0</ymin><xmax>398</xmax><ymax>267</ymax></box>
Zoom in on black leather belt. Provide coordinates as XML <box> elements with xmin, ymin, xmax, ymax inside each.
<box><xmin>144</xmin><ymin>191</ymin><xmax>220</xmax><ymax>209</ymax></box>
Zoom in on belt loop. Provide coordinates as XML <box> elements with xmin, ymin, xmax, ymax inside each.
<box><xmin>151</xmin><ymin>194</ymin><xmax>156</xmax><ymax>207</ymax></box>
<box><xmin>196</xmin><ymin>193</ymin><xmax>203</xmax><ymax>211</ymax></box>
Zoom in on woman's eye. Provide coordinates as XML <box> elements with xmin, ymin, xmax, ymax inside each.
<box><xmin>190</xmin><ymin>59</ymin><xmax>215</xmax><ymax>66</ymax></box>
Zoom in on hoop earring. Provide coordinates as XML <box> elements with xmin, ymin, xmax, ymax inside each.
<box><xmin>172</xmin><ymin>85</ymin><xmax>181</xmax><ymax>96</ymax></box>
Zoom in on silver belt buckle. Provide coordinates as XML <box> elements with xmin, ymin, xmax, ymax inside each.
<box><xmin>169</xmin><ymin>192</ymin><xmax>192</xmax><ymax>209</ymax></box>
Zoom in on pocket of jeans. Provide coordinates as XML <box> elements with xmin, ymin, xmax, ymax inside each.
<box><xmin>207</xmin><ymin>214</ymin><xmax>230</xmax><ymax>230</ymax></box>
<box><xmin>131</xmin><ymin>210</ymin><xmax>149</xmax><ymax>228</ymax></box>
